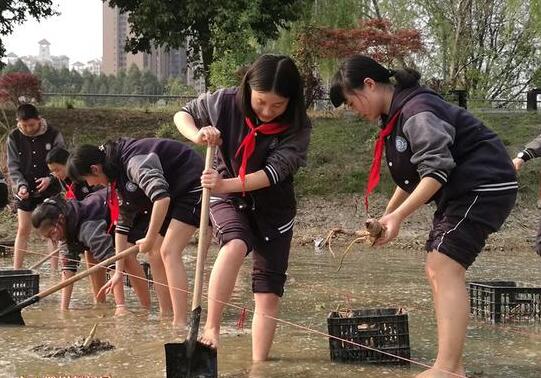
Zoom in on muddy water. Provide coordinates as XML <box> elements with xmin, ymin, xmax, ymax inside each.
<box><xmin>0</xmin><ymin>241</ymin><xmax>540</xmax><ymax>377</ymax></box>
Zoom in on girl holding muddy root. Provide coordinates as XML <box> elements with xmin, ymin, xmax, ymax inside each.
<box><xmin>31</xmin><ymin>190</ymin><xmax>150</xmax><ymax>314</ymax></box>
<box><xmin>175</xmin><ymin>54</ymin><xmax>311</xmax><ymax>361</ymax></box>
<box><xmin>330</xmin><ymin>55</ymin><xmax>517</xmax><ymax>377</ymax></box>
<box><xmin>67</xmin><ymin>138</ymin><xmax>205</xmax><ymax>327</ymax></box>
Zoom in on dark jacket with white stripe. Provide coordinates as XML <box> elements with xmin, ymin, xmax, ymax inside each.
<box><xmin>6</xmin><ymin>120</ymin><xmax>64</xmax><ymax>196</ymax></box>
<box><xmin>61</xmin><ymin>178</ymin><xmax>96</xmax><ymax>201</ymax></box>
<box><xmin>384</xmin><ymin>86</ymin><xmax>517</xmax><ymax>207</ymax></box>
<box><xmin>63</xmin><ymin>188</ymin><xmax>114</xmax><ymax>262</ymax></box>
<box><xmin>110</xmin><ymin>138</ymin><xmax>204</xmax><ymax>236</ymax></box>
<box><xmin>181</xmin><ymin>88</ymin><xmax>312</xmax><ymax>239</ymax></box>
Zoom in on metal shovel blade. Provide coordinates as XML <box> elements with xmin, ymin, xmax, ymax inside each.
<box><xmin>165</xmin><ymin>306</ymin><xmax>217</xmax><ymax>378</ymax></box>
<box><xmin>0</xmin><ymin>289</ymin><xmax>25</xmax><ymax>325</ymax></box>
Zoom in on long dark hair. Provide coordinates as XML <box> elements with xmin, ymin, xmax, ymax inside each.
<box><xmin>67</xmin><ymin>141</ymin><xmax>120</xmax><ymax>182</ymax></box>
<box><xmin>237</xmin><ymin>54</ymin><xmax>308</xmax><ymax>131</ymax></box>
<box><xmin>330</xmin><ymin>55</ymin><xmax>421</xmax><ymax>107</ymax></box>
<box><xmin>31</xmin><ymin>195</ymin><xmax>68</xmax><ymax>230</ymax></box>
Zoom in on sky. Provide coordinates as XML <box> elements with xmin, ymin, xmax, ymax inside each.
<box><xmin>4</xmin><ymin>0</ymin><xmax>103</xmax><ymax>64</ymax></box>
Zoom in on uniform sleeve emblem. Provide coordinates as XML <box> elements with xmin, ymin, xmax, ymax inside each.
<box><xmin>125</xmin><ymin>181</ymin><xmax>138</xmax><ymax>192</ymax></box>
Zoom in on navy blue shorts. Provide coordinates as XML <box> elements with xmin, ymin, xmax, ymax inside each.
<box><xmin>426</xmin><ymin>191</ymin><xmax>516</xmax><ymax>268</ymax></box>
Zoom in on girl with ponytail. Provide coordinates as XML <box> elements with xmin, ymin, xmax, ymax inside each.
<box><xmin>31</xmin><ymin>190</ymin><xmax>150</xmax><ymax>314</ymax></box>
<box><xmin>331</xmin><ymin>55</ymin><xmax>517</xmax><ymax>377</ymax></box>
<box><xmin>68</xmin><ymin>137</ymin><xmax>205</xmax><ymax>327</ymax></box>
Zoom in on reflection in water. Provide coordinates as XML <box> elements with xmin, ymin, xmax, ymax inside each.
<box><xmin>0</xmin><ymin>242</ymin><xmax>539</xmax><ymax>377</ymax></box>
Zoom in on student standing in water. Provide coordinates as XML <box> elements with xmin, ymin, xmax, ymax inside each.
<box><xmin>330</xmin><ymin>55</ymin><xmax>517</xmax><ymax>377</ymax></box>
<box><xmin>67</xmin><ymin>138</ymin><xmax>204</xmax><ymax>327</ymax></box>
<box><xmin>7</xmin><ymin>104</ymin><xmax>64</xmax><ymax>269</ymax></box>
<box><xmin>175</xmin><ymin>54</ymin><xmax>311</xmax><ymax>361</ymax></box>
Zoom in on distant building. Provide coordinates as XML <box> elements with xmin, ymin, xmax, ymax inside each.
<box><xmin>72</xmin><ymin>61</ymin><xmax>85</xmax><ymax>74</ymax></box>
<box><xmin>86</xmin><ymin>59</ymin><xmax>102</xmax><ymax>75</ymax></box>
<box><xmin>7</xmin><ymin>39</ymin><xmax>70</xmax><ymax>71</ymax></box>
<box><xmin>102</xmin><ymin>4</ymin><xmax>201</xmax><ymax>87</ymax></box>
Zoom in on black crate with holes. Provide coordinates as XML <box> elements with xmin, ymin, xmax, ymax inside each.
<box><xmin>468</xmin><ymin>281</ymin><xmax>541</xmax><ymax>323</ymax></box>
<box><xmin>0</xmin><ymin>269</ymin><xmax>39</xmax><ymax>303</ymax></box>
<box><xmin>0</xmin><ymin>240</ymin><xmax>15</xmax><ymax>258</ymax></box>
<box><xmin>327</xmin><ymin>308</ymin><xmax>410</xmax><ymax>364</ymax></box>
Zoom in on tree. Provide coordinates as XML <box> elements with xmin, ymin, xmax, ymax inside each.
<box><xmin>0</xmin><ymin>1</ymin><xmax>57</xmax><ymax>67</ymax></box>
<box><xmin>0</xmin><ymin>72</ymin><xmax>41</xmax><ymax>106</ymax></box>
<box><xmin>105</xmin><ymin>0</ymin><xmax>305</xmax><ymax>88</ymax></box>
<box><xmin>2</xmin><ymin>59</ymin><xmax>31</xmax><ymax>73</ymax></box>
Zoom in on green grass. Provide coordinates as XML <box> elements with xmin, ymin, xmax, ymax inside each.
<box><xmin>2</xmin><ymin>106</ymin><xmax>541</xmax><ymax>199</ymax></box>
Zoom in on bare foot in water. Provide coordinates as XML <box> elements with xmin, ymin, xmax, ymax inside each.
<box><xmin>115</xmin><ymin>305</ymin><xmax>129</xmax><ymax>317</ymax></box>
<box><xmin>416</xmin><ymin>367</ymin><xmax>466</xmax><ymax>378</ymax></box>
<box><xmin>199</xmin><ymin>327</ymin><xmax>219</xmax><ymax>349</ymax></box>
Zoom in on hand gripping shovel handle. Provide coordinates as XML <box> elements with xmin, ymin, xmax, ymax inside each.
<box><xmin>1</xmin><ymin>245</ymin><xmax>139</xmax><ymax>317</ymax></box>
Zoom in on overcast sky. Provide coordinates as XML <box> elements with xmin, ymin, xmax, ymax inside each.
<box><xmin>4</xmin><ymin>0</ymin><xmax>103</xmax><ymax>64</ymax></box>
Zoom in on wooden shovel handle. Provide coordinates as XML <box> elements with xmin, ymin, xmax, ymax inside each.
<box><xmin>29</xmin><ymin>247</ymin><xmax>61</xmax><ymax>270</ymax></box>
<box><xmin>192</xmin><ymin>145</ymin><xmax>215</xmax><ymax>310</ymax></box>
<box><xmin>37</xmin><ymin>245</ymin><xmax>139</xmax><ymax>299</ymax></box>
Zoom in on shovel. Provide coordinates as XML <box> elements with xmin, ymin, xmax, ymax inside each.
<box><xmin>29</xmin><ymin>247</ymin><xmax>61</xmax><ymax>270</ymax></box>
<box><xmin>0</xmin><ymin>244</ymin><xmax>139</xmax><ymax>326</ymax></box>
<box><xmin>165</xmin><ymin>144</ymin><xmax>217</xmax><ymax>378</ymax></box>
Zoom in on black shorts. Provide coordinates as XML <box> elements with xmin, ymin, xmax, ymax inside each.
<box><xmin>210</xmin><ymin>199</ymin><xmax>293</xmax><ymax>297</ymax></box>
<box><xmin>15</xmin><ymin>184</ymin><xmax>61</xmax><ymax>212</ymax></box>
<box><xmin>126</xmin><ymin>193</ymin><xmax>202</xmax><ymax>244</ymax></box>
<box><xmin>426</xmin><ymin>191</ymin><xmax>516</xmax><ymax>268</ymax></box>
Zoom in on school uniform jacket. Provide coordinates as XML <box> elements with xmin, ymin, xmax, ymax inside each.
<box><xmin>61</xmin><ymin>178</ymin><xmax>95</xmax><ymax>201</ymax></box>
<box><xmin>181</xmin><ymin>88</ymin><xmax>312</xmax><ymax>240</ymax></box>
<box><xmin>383</xmin><ymin>86</ymin><xmax>517</xmax><ymax>207</ymax></box>
<box><xmin>63</xmin><ymin>188</ymin><xmax>114</xmax><ymax>262</ymax></box>
<box><xmin>111</xmin><ymin>138</ymin><xmax>204</xmax><ymax>236</ymax></box>
<box><xmin>517</xmin><ymin>134</ymin><xmax>541</xmax><ymax>161</ymax></box>
<box><xmin>6</xmin><ymin>120</ymin><xmax>64</xmax><ymax>195</ymax></box>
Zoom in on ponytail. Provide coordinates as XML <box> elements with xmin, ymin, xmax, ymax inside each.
<box><xmin>67</xmin><ymin>141</ymin><xmax>120</xmax><ymax>182</ymax></box>
<box><xmin>330</xmin><ymin>55</ymin><xmax>421</xmax><ymax>107</ymax></box>
<box><xmin>31</xmin><ymin>195</ymin><xmax>68</xmax><ymax>229</ymax></box>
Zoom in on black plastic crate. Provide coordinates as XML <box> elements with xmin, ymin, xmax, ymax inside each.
<box><xmin>327</xmin><ymin>308</ymin><xmax>410</xmax><ymax>364</ymax></box>
<box><xmin>124</xmin><ymin>262</ymin><xmax>152</xmax><ymax>288</ymax></box>
<box><xmin>0</xmin><ymin>269</ymin><xmax>39</xmax><ymax>303</ymax></box>
<box><xmin>0</xmin><ymin>240</ymin><xmax>15</xmax><ymax>258</ymax></box>
<box><xmin>468</xmin><ymin>281</ymin><xmax>541</xmax><ymax>323</ymax></box>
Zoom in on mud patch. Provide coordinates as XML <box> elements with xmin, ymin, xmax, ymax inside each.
<box><xmin>31</xmin><ymin>338</ymin><xmax>115</xmax><ymax>359</ymax></box>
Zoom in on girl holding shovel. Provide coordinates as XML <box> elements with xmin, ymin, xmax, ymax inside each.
<box><xmin>330</xmin><ymin>55</ymin><xmax>517</xmax><ymax>377</ymax></box>
<box><xmin>175</xmin><ymin>54</ymin><xmax>311</xmax><ymax>361</ymax></box>
<box><xmin>67</xmin><ymin>137</ymin><xmax>205</xmax><ymax>327</ymax></box>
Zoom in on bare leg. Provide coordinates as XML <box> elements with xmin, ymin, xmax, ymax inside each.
<box><xmin>252</xmin><ymin>293</ymin><xmax>280</xmax><ymax>361</ymax></box>
<box><xmin>147</xmin><ymin>240</ymin><xmax>173</xmax><ymax>315</ymax></box>
<box><xmin>84</xmin><ymin>251</ymin><xmax>106</xmax><ymax>304</ymax></box>
<box><xmin>48</xmin><ymin>239</ymin><xmax>59</xmax><ymax>272</ymax></box>
<box><xmin>112</xmin><ymin>267</ymin><xmax>128</xmax><ymax>316</ymax></box>
<box><xmin>160</xmin><ymin>219</ymin><xmax>196</xmax><ymax>327</ymax></box>
<box><xmin>416</xmin><ymin>251</ymin><xmax>468</xmax><ymax>378</ymax></box>
<box><xmin>200</xmin><ymin>239</ymin><xmax>247</xmax><ymax>349</ymax></box>
<box><xmin>123</xmin><ymin>252</ymin><xmax>151</xmax><ymax>309</ymax></box>
<box><xmin>13</xmin><ymin>210</ymin><xmax>32</xmax><ymax>269</ymax></box>
<box><xmin>60</xmin><ymin>270</ymin><xmax>75</xmax><ymax>310</ymax></box>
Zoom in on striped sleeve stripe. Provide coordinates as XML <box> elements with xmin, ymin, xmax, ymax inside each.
<box><xmin>278</xmin><ymin>218</ymin><xmax>295</xmax><ymax>233</ymax></box>
<box><xmin>188</xmin><ymin>186</ymin><xmax>203</xmax><ymax>193</ymax></box>
<box><xmin>115</xmin><ymin>226</ymin><xmax>131</xmax><ymax>234</ymax></box>
<box><xmin>476</xmin><ymin>181</ymin><xmax>518</xmax><ymax>188</ymax></box>
<box><xmin>473</xmin><ymin>185</ymin><xmax>518</xmax><ymax>192</ymax></box>
<box><xmin>524</xmin><ymin>149</ymin><xmax>536</xmax><ymax>160</ymax></box>
<box><xmin>427</xmin><ymin>170</ymin><xmax>448</xmax><ymax>183</ymax></box>
<box><xmin>264</xmin><ymin>164</ymin><xmax>279</xmax><ymax>185</ymax></box>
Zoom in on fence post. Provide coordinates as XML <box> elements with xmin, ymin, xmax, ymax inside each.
<box><xmin>527</xmin><ymin>89</ymin><xmax>541</xmax><ymax>111</ymax></box>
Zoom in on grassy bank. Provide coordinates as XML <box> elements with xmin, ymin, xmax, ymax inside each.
<box><xmin>3</xmin><ymin>107</ymin><xmax>541</xmax><ymax>200</ymax></box>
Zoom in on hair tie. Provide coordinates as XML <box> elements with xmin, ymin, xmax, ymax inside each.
<box><xmin>388</xmin><ymin>69</ymin><xmax>397</xmax><ymax>78</ymax></box>
<box><xmin>98</xmin><ymin>145</ymin><xmax>105</xmax><ymax>152</ymax></box>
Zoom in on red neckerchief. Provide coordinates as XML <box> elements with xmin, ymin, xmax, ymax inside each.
<box><xmin>108</xmin><ymin>180</ymin><xmax>119</xmax><ymax>233</ymax></box>
<box><xmin>364</xmin><ymin>110</ymin><xmax>401</xmax><ymax>212</ymax></box>
<box><xmin>65</xmin><ymin>183</ymin><xmax>76</xmax><ymax>200</ymax></box>
<box><xmin>234</xmin><ymin>117</ymin><xmax>288</xmax><ymax>194</ymax></box>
